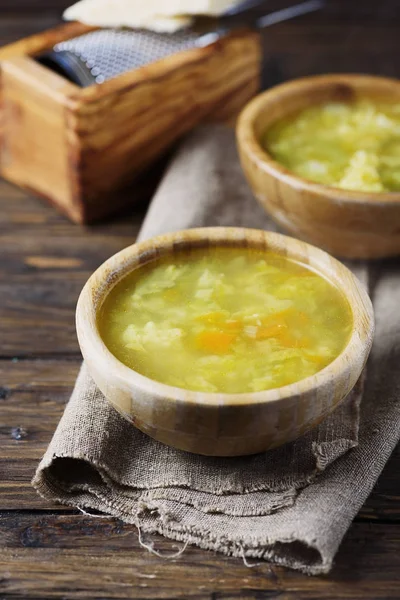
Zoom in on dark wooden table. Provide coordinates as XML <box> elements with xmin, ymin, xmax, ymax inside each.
<box><xmin>1</xmin><ymin>2</ymin><xmax>400</xmax><ymax>598</ymax></box>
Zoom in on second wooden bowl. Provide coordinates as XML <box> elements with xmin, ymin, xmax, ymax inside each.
<box><xmin>76</xmin><ymin>227</ymin><xmax>374</xmax><ymax>456</ymax></box>
<box><xmin>237</xmin><ymin>74</ymin><xmax>400</xmax><ymax>259</ymax></box>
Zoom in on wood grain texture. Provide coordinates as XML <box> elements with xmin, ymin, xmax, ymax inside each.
<box><xmin>0</xmin><ymin>517</ymin><xmax>400</xmax><ymax>599</ymax></box>
<box><xmin>69</xmin><ymin>30</ymin><xmax>261</xmax><ymax>222</ymax></box>
<box><xmin>0</xmin><ymin>25</ymin><xmax>261</xmax><ymax>223</ymax></box>
<box><xmin>76</xmin><ymin>227</ymin><xmax>374</xmax><ymax>456</ymax></box>
<box><xmin>1</xmin><ymin>358</ymin><xmax>399</xmax><ymax>515</ymax></box>
<box><xmin>1</xmin><ymin>5</ymin><xmax>399</xmax><ymax>598</ymax></box>
<box><xmin>237</xmin><ymin>74</ymin><xmax>400</xmax><ymax>259</ymax></box>
<box><xmin>0</xmin><ymin>177</ymin><xmax>148</xmax><ymax>357</ymax></box>
<box><xmin>0</xmin><ymin>57</ymin><xmax>82</xmax><ymax>218</ymax></box>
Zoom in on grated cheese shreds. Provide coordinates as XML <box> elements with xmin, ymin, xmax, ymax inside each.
<box><xmin>264</xmin><ymin>99</ymin><xmax>400</xmax><ymax>193</ymax></box>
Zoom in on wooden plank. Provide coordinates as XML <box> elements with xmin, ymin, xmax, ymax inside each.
<box><xmin>0</xmin><ymin>177</ymin><xmax>147</xmax><ymax>356</ymax></box>
<box><xmin>1</xmin><ymin>23</ymin><xmax>260</xmax><ymax>223</ymax></box>
<box><xmin>0</xmin><ymin>178</ymin><xmax>71</xmax><ymax>226</ymax></box>
<box><xmin>0</xmin><ymin>57</ymin><xmax>83</xmax><ymax>220</ymax></box>
<box><xmin>0</xmin><ymin>516</ymin><xmax>399</xmax><ymax>599</ymax></box>
<box><xmin>0</xmin><ymin>359</ymin><xmax>399</xmax><ymax>518</ymax></box>
<box><xmin>0</xmin><ymin>359</ymin><xmax>80</xmax><ymax>508</ymax></box>
<box><xmin>0</xmin><ymin>360</ymin><xmax>80</xmax><ymax>457</ymax></box>
<box><xmin>0</xmin><ymin>177</ymin><xmax>153</xmax><ymax>230</ymax></box>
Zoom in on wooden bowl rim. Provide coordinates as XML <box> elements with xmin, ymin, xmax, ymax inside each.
<box><xmin>76</xmin><ymin>227</ymin><xmax>374</xmax><ymax>407</ymax></box>
<box><xmin>237</xmin><ymin>73</ymin><xmax>400</xmax><ymax>205</ymax></box>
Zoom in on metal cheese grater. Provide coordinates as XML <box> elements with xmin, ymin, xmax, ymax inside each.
<box><xmin>37</xmin><ymin>0</ymin><xmax>323</xmax><ymax>87</ymax></box>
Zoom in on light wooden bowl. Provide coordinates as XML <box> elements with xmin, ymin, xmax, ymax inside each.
<box><xmin>76</xmin><ymin>227</ymin><xmax>374</xmax><ymax>456</ymax></box>
<box><xmin>237</xmin><ymin>74</ymin><xmax>400</xmax><ymax>259</ymax></box>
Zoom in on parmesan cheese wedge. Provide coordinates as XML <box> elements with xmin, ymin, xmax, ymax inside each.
<box><xmin>64</xmin><ymin>0</ymin><xmax>242</xmax><ymax>32</ymax></box>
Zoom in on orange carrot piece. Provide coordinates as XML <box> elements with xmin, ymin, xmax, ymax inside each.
<box><xmin>195</xmin><ymin>330</ymin><xmax>236</xmax><ymax>354</ymax></box>
<box><xmin>278</xmin><ymin>332</ymin><xmax>311</xmax><ymax>348</ymax></box>
<box><xmin>196</xmin><ymin>314</ymin><xmax>243</xmax><ymax>333</ymax></box>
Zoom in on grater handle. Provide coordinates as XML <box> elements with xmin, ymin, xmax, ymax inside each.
<box><xmin>195</xmin><ymin>0</ymin><xmax>324</xmax><ymax>47</ymax></box>
<box><xmin>256</xmin><ymin>0</ymin><xmax>324</xmax><ymax>29</ymax></box>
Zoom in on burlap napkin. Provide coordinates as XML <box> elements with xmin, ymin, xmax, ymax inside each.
<box><xmin>33</xmin><ymin>126</ymin><xmax>400</xmax><ymax>575</ymax></box>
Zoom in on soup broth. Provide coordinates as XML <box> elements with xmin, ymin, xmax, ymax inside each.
<box><xmin>99</xmin><ymin>248</ymin><xmax>353</xmax><ymax>394</ymax></box>
<box><xmin>264</xmin><ymin>99</ymin><xmax>400</xmax><ymax>192</ymax></box>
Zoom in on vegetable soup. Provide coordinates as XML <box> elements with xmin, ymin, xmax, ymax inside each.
<box><xmin>264</xmin><ymin>99</ymin><xmax>400</xmax><ymax>193</ymax></box>
<box><xmin>98</xmin><ymin>248</ymin><xmax>353</xmax><ymax>394</ymax></box>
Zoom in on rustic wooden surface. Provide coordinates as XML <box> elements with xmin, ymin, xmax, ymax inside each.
<box><xmin>1</xmin><ymin>2</ymin><xmax>399</xmax><ymax>598</ymax></box>
<box><xmin>0</xmin><ymin>26</ymin><xmax>261</xmax><ymax>224</ymax></box>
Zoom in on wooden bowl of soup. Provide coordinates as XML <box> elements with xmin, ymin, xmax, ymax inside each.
<box><xmin>76</xmin><ymin>227</ymin><xmax>374</xmax><ymax>456</ymax></box>
<box><xmin>237</xmin><ymin>74</ymin><xmax>400</xmax><ymax>259</ymax></box>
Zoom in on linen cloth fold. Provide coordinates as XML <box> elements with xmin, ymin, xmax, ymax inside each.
<box><xmin>33</xmin><ymin>126</ymin><xmax>400</xmax><ymax>575</ymax></box>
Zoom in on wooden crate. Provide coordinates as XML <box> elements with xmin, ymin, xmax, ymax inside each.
<box><xmin>0</xmin><ymin>23</ymin><xmax>261</xmax><ymax>223</ymax></box>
